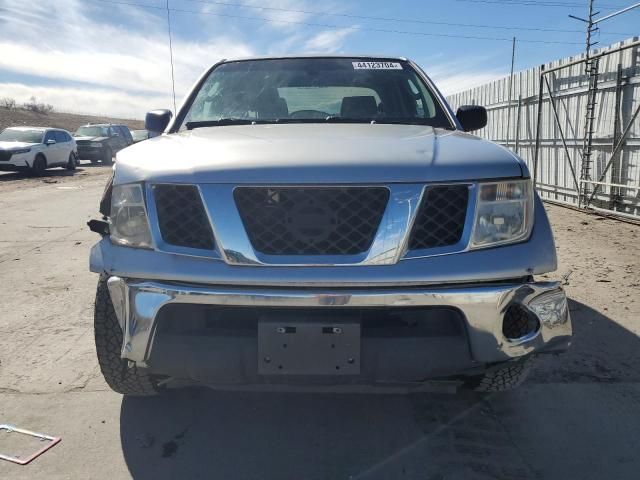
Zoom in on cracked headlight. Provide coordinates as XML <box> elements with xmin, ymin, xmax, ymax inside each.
<box><xmin>471</xmin><ymin>179</ymin><xmax>534</xmax><ymax>248</ymax></box>
<box><xmin>110</xmin><ymin>184</ymin><xmax>153</xmax><ymax>249</ymax></box>
<box><xmin>528</xmin><ymin>290</ymin><xmax>569</xmax><ymax>327</ymax></box>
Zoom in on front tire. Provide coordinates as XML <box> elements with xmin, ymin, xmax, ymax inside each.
<box><xmin>66</xmin><ymin>152</ymin><xmax>77</xmax><ymax>170</ymax></box>
<box><xmin>31</xmin><ymin>154</ymin><xmax>47</xmax><ymax>176</ymax></box>
<box><xmin>464</xmin><ymin>356</ymin><xmax>534</xmax><ymax>392</ymax></box>
<box><xmin>102</xmin><ymin>146</ymin><xmax>113</xmax><ymax>165</ymax></box>
<box><xmin>94</xmin><ymin>277</ymin><xmax>160</xmax><ymax>396</ymax></box>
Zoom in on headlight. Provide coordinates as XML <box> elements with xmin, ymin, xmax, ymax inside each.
<box><xmin>470</xmin><ymin>179</ymin><xmax>534</xmax><ymax>248</ymax></box>
<box><xmin>528</xmin><ymin>290</ymin><xmax>569</xmax><ymax>327</ymax></box>
<box><xmin>11</xmin><ymin>147</ymin><xmax>31</xmax><ymax>155</ymax></box>
<box><xmin>91</xmin><ymin>142</ymin><xmax>102</xmax><ymax>148</ymax></box>
<box><xmin>110</xmin><ymin>184</ymin><xmax>153</xmax><ymax>249</ymax></box>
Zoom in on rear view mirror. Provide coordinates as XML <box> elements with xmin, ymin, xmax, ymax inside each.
<box><xmin>145</xmin><ymin>109</ymin><xmax>173</xmax><ymax>134</ymax></box>
<box><xmin>456</xmin><ymin>105</ymin><xmax>487</xmax><ymax>132</ymax></box>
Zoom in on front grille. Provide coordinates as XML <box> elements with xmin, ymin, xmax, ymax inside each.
<box><xmin>234</xmin><ymin>187</ymin><xmax>389</xmax><ymax>255</ymax></box>
<box><xmin>408</xmin><ymin>185</ymin><xmax>469</xmax><ymax>250</ymax></box>
<box><xmin>153</xmin><ymin>184</ymin><xmax>215</xmax><ymax>250</ymax></box>
<box><xmin>0</xmin><ymin>151</ymin><xmax>12</xmax><ymax>162</ymax></box>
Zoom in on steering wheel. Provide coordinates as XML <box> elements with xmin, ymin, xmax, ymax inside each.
<box><xmin>288</xmin><ymin>109</ymin><xmax>332</xmax><ymax>119</ymax></box>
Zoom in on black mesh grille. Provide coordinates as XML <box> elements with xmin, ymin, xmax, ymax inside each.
<box><xmin>408</xmin><ymin>185</ymin><xmax>469</xmax><ymax>250</ymax></box>
<box><xmin>154</xmin><ymin>184</ymin><xmax>215</xmax><ymax>250</ymax></box>
<box><xmin>503</xmin><ymin>305</ymin><xmax>540</xmax><ymax>340</ymax></box>
<box><xmin>234</xmin><ymin>187</ymin><xmax>389</xmax><ymax>255</ymax></box>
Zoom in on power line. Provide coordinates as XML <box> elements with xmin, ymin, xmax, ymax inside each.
<box><xmin>182</xmin><ymin>0</ymin><xmax>635</xmax><ymax>36</ymax></box>
<box><xmin>454</xmin><ymin>0</ymin><xmax>631</xmax><ymax>8</ymax></box>
<box><xmin>90</xmin><ymin>0</ymin><xmax>585</xmax><ymax>45</ymax></box>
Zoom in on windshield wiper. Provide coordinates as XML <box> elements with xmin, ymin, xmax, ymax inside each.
<box><xmin>185</xmin><ymin>117</ymin><xmax>453</xmax><ymax>129</ymax></box>
<box><xmin>185</xmin><ymin>119</ymin><xmax>273</xmax><ymax>129</ymax></box>
<box><xmin>324</xmin><ymin>116</ymin><xmax>376</xmax><ymax>123</ymax></box>
<box><xmin>323</xmin><ymin>117</ymin><xmax>436</xmax><ymax>125</ymax></box>
<box><xmin>372</xmin><ymin>118</ymin><xmax>432</xmax><ymax>126</ymax></box>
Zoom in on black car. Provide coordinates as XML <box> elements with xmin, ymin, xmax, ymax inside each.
<box><xmin>74</xmin><ymin>124</ymin><xmax>134</xmax><ymax>164</ymax></box>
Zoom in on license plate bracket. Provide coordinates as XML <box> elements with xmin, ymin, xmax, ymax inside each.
<box><xmin>258</xmin><ymin>322</ymin><xmax>360</xmax><ymax>375</ymax></box>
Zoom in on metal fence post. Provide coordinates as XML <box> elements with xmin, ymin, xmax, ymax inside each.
<box><xmin>609</xmin><ymin>63</ymin><xmax>624</xmax><ymax>210</ymax></box>
<box><xmin>515</xmin><ymin>95</ymin><xmax>522</xmax><ymax>155</ymax></box>
<box><xmin>506</xmin><ymin>37</ymin><xmax>516</xmax><ymax>149</ymax></box>
<box><xmin>532</xmin><ymin>65</ymin><xmax>545</xmax><ymax>188</ymax></box>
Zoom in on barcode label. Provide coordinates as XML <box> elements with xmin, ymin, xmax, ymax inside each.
<box><xmin>352</xmin><ymin>61</ymin><xmax>403</xmax><ymax>70</ymax></box>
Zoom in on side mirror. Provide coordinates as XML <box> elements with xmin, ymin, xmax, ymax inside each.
<box><xmin>145</xmin><ymin>109</ymin><xmax>173</xmax><ymax>134</ymax></box>
<box><xmin>112</xmin><ymin>132</ymin><xmax>119</xmax><ymax>137</ymax></box>
<box><xmin>456</xmin><ymin>105</ymin><xmax>487</xmax><ymax>132</ymax></box>
<box><xmin>46</xmin><ymin>139</ymin><xmax>56</xmax><ymax>145</ymax></box>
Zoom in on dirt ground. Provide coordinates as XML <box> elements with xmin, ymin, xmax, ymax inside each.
<box><xmin>0</xmin><ymin>165</ymin><xmax>638</xmax><ymax>479</ymax></box>
<box><xmin>0</xmin><ymin>107</ymin><xmax>144</xmax><ymax>132</ymax></box>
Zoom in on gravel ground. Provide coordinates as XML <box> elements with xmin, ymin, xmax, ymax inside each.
<box><xmin>0</xmin><ymin>166</ymin><xmax>638</xmax><ymax>480</ymax></box>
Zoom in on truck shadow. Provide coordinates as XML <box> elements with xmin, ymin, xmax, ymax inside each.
<box><xmin>119</xmin><ymin>299</ymin><xmax>640</xmax><ymax>480</ymax></box>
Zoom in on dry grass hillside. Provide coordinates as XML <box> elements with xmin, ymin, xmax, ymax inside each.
<box><xmin>0</xmin><ymin>107</ymin><xmax>145</xmax><ymax>133</ymax></box>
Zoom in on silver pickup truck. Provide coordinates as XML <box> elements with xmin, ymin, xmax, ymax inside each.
<box><xmin>89</xmin><ymin>56</ymin><xmax>571</xmax><ymax>396</ymax></box>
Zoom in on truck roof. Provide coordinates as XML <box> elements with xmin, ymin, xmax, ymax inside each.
<box><xmin>5</xmin><ymin>126</ymin><xmax>47</xmax><ymax>131</ymax></box>
<box><xmin>218</xmin><ymin>54</ymin><xmax>409</xmax><ymax>63</ymax></box>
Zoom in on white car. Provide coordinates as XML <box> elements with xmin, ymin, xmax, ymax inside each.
<box><xmin>0</xmin><ymin>126</ymin><xmax>79</xmax><ymax>176</ymax></box>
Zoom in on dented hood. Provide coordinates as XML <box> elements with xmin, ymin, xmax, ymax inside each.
<box><xmin>114</xmin><ymin>123</ymin><xmax>524</xmax><ymax>184</ymax></box>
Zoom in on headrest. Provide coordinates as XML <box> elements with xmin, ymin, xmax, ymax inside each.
<box><xmin>253</xmin><ymin>88</ymin><xmax>288</xmax><ymax>119</ymax></box>
<box><xmin>340</xmin><ymin>96</ymin><xmax>377</xmax><ymax>119</ymax></box>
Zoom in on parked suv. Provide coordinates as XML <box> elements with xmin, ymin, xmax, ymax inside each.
<box><xmin>74</xmin><ymin>123</ymin><xmax>133</xmax><ymax>164</ymax></box>
<box><xmin>0</xmin><ymin>126</ymin><xmax>78</xmax><ymax>175</ymax></box>
<box><xmin>89</xmin><ymin>56</ymin><xmax>571</xmax><ymax>396</ymax></box>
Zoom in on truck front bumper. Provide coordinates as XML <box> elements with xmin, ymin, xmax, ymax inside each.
<box><xmin>77</xmin><ymin>146</ymin><xmax>103</xmax><ymax>159</ymax></box>
<box><xmin>105</xmin><ymin>277</ymin><xmax>571</xmax><ymax>384</ymax></box>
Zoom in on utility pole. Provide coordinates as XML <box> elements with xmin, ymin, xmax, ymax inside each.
<box><xmin>166</xmin><ymin>0</ymin><xmax>177</xmax><ymax>114</ymax></box>
<box><xmin>579</xmin><ymin>0</ymin><xmax>599</xmax><ymax>208</ymax></box>
<box><xmin>505</xmin><ymin>37</ymin><xmax>516</xmax><ymax>149</ymax></box>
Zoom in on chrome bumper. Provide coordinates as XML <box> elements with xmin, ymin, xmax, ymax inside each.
<box><xmin>106</xmin><ymin>277</ymin><xmax>571</xmax><ymax>367</ymax></box>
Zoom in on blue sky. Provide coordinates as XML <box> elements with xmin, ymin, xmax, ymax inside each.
<box><xmin>0</xmin><ymin>0</ymin><xmax>637</xmax><ymax>118</ymax></box>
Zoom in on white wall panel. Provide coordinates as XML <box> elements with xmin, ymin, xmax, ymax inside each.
<box><xmin>447</xmin><ymin>38</ymin><xmax>640</xmax><ymax>217</ymax></box>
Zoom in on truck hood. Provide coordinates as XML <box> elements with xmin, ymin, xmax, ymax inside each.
<box><xmin>0</xmin><ymin>141</ymin><xmax>39</xmax><ymax>150</ymax></box>
<box><xmin>114</xmin><ymin>124</ymin><xmax>524</xmax><ymax>184</ymax></box>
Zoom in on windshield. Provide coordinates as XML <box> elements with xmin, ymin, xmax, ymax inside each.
<box><xmin>181</xmin><ymin>58</ymin><xmax>452</xmax><ymax>129</ymax></box>
<box><xmin>131</xmin><ymin>130</ymin><xmax>148</xmax><ymax>141</ymax></box>
<box><xmin>75</xmin><ymin>126</ymin><xmax>109</xmax><ymax>137</ymax></box>
<box><xmin>0</xmin><ymin>128</ymin><xmax>43</xmax><ymax>143</ymax></box>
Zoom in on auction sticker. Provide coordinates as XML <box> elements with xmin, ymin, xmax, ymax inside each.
<box><xmin>352</xmin><ymin>61</ymin><xmax>403</xmax><ymax>70</ymax></box>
